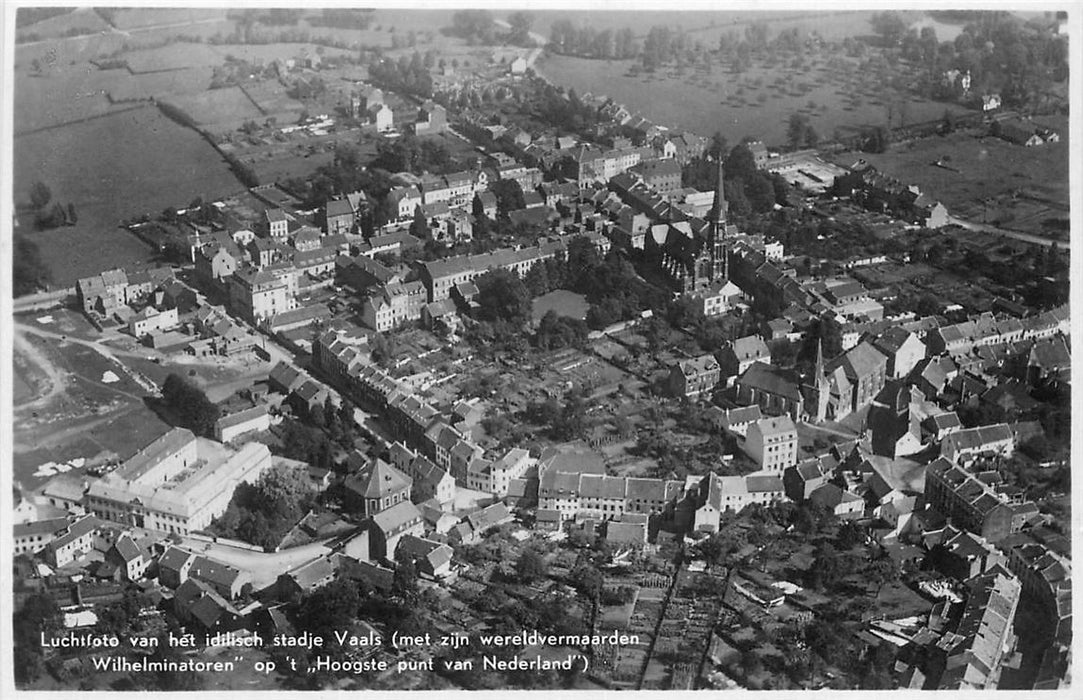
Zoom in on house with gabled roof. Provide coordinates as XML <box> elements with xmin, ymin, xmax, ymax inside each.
<box><xmin>190</xmin><ymin>555</ymin><xmax>251</xmax><ymax>599</ymax></box>
<box><xmin>276</xmin><ymin>556</ymin><xmax>336</xmax><ymax>599</ymax></box>
<box><xmin>829</xmin><ymin>341</ymin><xmax>888</xmax><ymax>412</ymax></box>
<box><xmin>735</xmin><ymin>362</ymin><xmax>805</xmax><ymax>419</ymax></box>
<box><xmin>720</xmin><ymin>335</ymin><xmax>771</xmax><ymax>378</ymax></box>
<box><xmin>941</xmin><ymin>424</ymin><xmax>1014</xmax><ymax>464</ymax></box>
<box><xmin>872</xmin><ymin>327</ymin><xmax>926</xmax><ymax>379</ymax></box>
<box><xmin>106</xmin><ymin>534</ymin><xmax>151</xmax><ymax>581</ymax></box>
<box><xmin>783</xmin><ymin>455</ymin><xmax>838</xmax><ymax>501</ymax></box>
<box><xmin>668</xmin><ymin>354</ymin><xmax>720</xmax><ymax>398</ymax></box>
<box><xmin>395</xmin><ymin>535</ymin><xmax>454</xmax><ymax>578</ymax></box>
<box><xmin>158</xmin><ymin>546</ymin><xmax>197</xmax><ymax>588</ymax></box>
<box><xmin>174</xmin><ymin>578</ymin><xmax>241</xmax><ymax>633</ymax></box>
<box><xmin>808</xmin><ymin>483</ymin><xmax>864</xmax><ymax>520</ymax></box>
<box><xmin>744</xmin><ymin>416</ymin><xmax>798</xmax><ymax>471</ymax></box>
<box><xmin>711</xmin><ymin>404</ymin><xmax>763</xmax><ymax>438</ymax></box>
<box><xmin>369</xmin><ymin>500</ymin><xmax>424</xmax><ymax>560</ymax></box>
<box><xmin>449</xmin><ymin>502</ymin><xmax>513</xmax><ymax>545</ymax></box>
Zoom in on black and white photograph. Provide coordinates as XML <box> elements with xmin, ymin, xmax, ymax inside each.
<box><xmin>2</xmin><ymin>1</ymin><xmax>1077</xmax><ymax>693</ymax></box>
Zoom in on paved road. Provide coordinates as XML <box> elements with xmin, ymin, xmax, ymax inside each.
<box><xmin>179</xmin><ymin>537</ymin><xmax>334</xmax><ymax>590</ymax></box>
<box><xmin>947</xmin><ymin>215</ymin><xmax>1069</xmax><ymax>250</ymax></box>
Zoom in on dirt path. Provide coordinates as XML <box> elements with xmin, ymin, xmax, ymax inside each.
<box><xmin>17</xmin><ymin>322</ymin><xmax>161</xmax><ymax>394</ymax></box>
<box><xmin>13</xmin><ymin>406</ymin><xmax>135</xmax><ymax>454</ymax></box>
<box><xmin>12</xmin><ymin>329</ymin><xmax>68</xmax><ymax>411</ymax></box>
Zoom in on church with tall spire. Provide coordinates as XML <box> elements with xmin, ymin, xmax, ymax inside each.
<box><xmin>648</xmin><ymin>155</ymin><xmax>746</xmax><ymax>314</ymax></box>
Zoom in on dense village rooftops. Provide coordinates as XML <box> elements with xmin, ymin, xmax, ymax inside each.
<box><xmin>941</xmin><ymin>424</ymin><xmax>1013</xmax><ymax>454</ymax></box>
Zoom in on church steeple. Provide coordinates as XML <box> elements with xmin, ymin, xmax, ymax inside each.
<box><xmin>710</xmin><ymin>159</ymin><xmax>728</xmax><ymax>281</ymax></box>
<box><xmin>814</xmin><ymin>337</ymin><xmax>825</xmax><ymax>380</ymax></box>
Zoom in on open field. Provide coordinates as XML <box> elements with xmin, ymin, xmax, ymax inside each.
<box><xmin>13</xmin><ymin>69</ymin><xmax>133</xmax><ymax>134</ymax></box>
<box><xmin>832</xmin><ymin>117</ymin><xmax>1070</xmax><ymax>231</ymax></box>
<box><xmin>15</xmin><ymin>7</ymin><xmax>110</xmax><ymax>42</ymax></box>
<box><xmin>13</xmin><ymin>105</ymin><xmax>245</xmax><ymax>286</ymax></box>
<box><xmin>529</xmin><ymin>9</ymin><xmax>884</xmax><ymax>44</ymax></box>
<box><xmin>535</xmin><ymin>48</ymin><xmax>966</xmax><ymax>148</ymax></box>
<box><xmin>109</xmin><ymin>7</ymin><xmax>231</xmax><ymax>31</ymax></box>
<box><xmin>532</xmin><ymin>289</ymin><xmax>589</xmax><ymax>322</ymax></box>
<box><xmin>171</xmin><ymin>85</ymin><xmax>265</xmax><ymax>130</ymax></box>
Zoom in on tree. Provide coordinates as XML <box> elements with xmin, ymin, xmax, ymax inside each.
<box><xmin>870</xmin><ymin>11</ymin><xmax>908</xmax><ymax>46</ymax></box>
<box><xmin>29</xmin><ymin>181</ymin><xmax>51</xmax><ymax>210</ymax></box>
<box><xmin>489</xmin><ymin>178</ymin><xmax>525</xmax><ymax>215</ymax></box>
<box><xmin>515</xmin><ymin>549</ymin><xmax>548</xmax><ymax>583</ymax></box>
<box><xmin>14</xmin><ymin>594</ymin><xmax>61</xmax><ymax>686</ymax></box>
<box><xmin>787</xmin><ymin>113</ymin><xmax>811</xmax><ymax>150</ymax></box>
<box><xmin>12</xmin><ymin>235</ymin><xmax>51</xmax><ymax>296</ymax></box>
<box><xmin>724</xmin><ymin>142</ymin><xmax>758</xmax><ymax>182</ymax></box>
<box><xmin>475</xmin><ymin>268</ymin><xmax>532</xmax><ymax>325</ymax></box>
<box><xmin>569</xmin><ymin>561</ymin><xmax>603</xmax><ymax>600</ymax></box>
<box><xmin>508</xmin><ymin>11</ymin><xmax>534</xmax><ymax>46</ymax></box>
<box><xmin>409</xmin><ymin>205</ymin><xmax>429</xmax><ymax>238</ymax></box>
<box><xmin>160</xmin><ymin>373</ymin><xmax>220</xmax><ymax>436</ymax></box>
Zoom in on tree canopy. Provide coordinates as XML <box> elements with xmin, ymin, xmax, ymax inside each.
<box><xmin>160</xmin><ymin>373</ymin><xmax>220</xmax><ymax>437</ymax></box>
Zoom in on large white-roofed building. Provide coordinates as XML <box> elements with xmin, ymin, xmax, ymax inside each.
<box><xmin>84</xmin><ymin>428</ymin><xmax>272</xmax><ymax>535</ymax></box>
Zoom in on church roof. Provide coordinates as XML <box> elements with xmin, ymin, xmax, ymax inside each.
<box><xmin>345</xmin><ymin>459</ymin><xmax>411</xmax><ymax>499</ymax></box>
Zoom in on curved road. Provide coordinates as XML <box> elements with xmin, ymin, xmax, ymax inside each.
<box><xmin>179</xmin><ymin>537</ymin><xmax>333</xmax><ymax>591</ymax></box>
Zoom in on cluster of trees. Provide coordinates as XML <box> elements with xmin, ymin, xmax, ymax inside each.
<box><xmin>685</xmin><ymin>141</ymin><xmax>792</xmax><ymax>217</ymax></box>
<box><xmin>641</xmin><ymin>25</ymin><xmax>698</xmax><ymax>72</ymax></box>
<box><xmin>535</xmin><ymin>85</ymin><xmax>601</xmax><ymax>135</ymax></box>
<box><xmin>786</xmin><ymin>113</ymin><xmax>820</xmax><ymax>150</ymax></box>
<box><xmin>210</xmin><ymin>463</ymin><xmax>316</xmax><ymax>549</ymax></box>
<box><xmin>276</xmin><ymin>398</ymin><xmax>358</xmax><ymax>471</ymax></box>
<box><xmin>307</xmin><ymin>8</ymin><xmax>374</xmax><ymax>30</ymax></box>
<box><xmin>12</xmin><ymin>235</ymin><xmax>51</xmax><ymax>296</ymax></box>
<box><xmin>13</xmin><ymin>594</ymin><xmax>61</xmax><ymax>685</ymax></box>
<box><xmin>159</xmin><ymin>373</ymin><xmax>220</xmax><ymax>437</ymax></box>
<box><xmin>475</xmin><ymin>268</ymin><xmax>532</xmax><ymax>326</ymax></box>
<box><xmin>372</xmin><ymin>133</ymin><xmax>453</xmax><ymax>175</ymax></box>
<box><xmin>872</xmin><ymin>11</ymin><xmax>1068</xmax><ymax>110</ymax></box>
<box><xmin>285</xmin><ymin>144</ymin><xmax>389</xmax><ymax>230</ymax></box>
<box><xmin>534</xmin><ymin>310</ymin><xmax>589</xmax><ymax>351</ymax></box>
<box><xmin>524</xmin><ymin>391</ymin><xmax>588</xmax><ymax>442</ymax></box>
<box><xmin>367</xmin><ymin>52</ymin><xmax>433</xmax><ymax>99</ymax></box>
<box><xmin>27</xmin><ymin>181</ymin><xmax>77</xmax><ymax>230</ymax></box>
<box><xmin>446</xmin><ymin>10</ymin><xmax>498</xmax><ymax>45</ymax></box>
<box><xmin>548</xmin><ymin>20</ymin><xmax>638</xmax><ymax>59</ymax></box>
<box><xmin>505</xmin><ymin>11</ymin><xmax>535</xmax><ymax>47</ymax></box>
